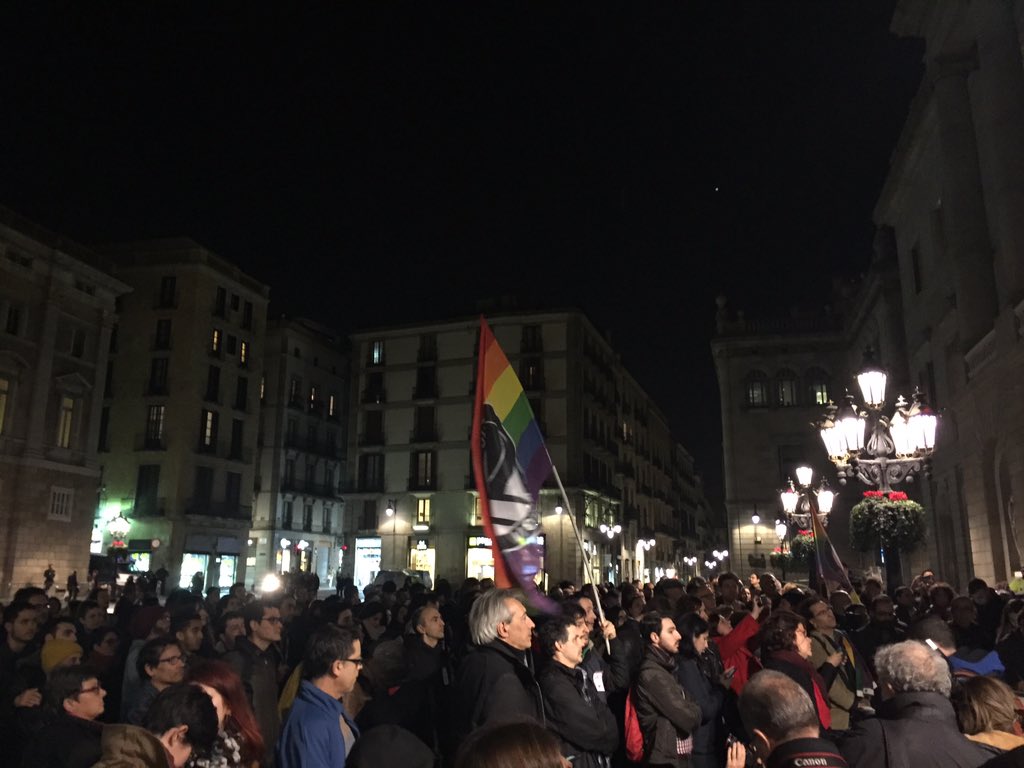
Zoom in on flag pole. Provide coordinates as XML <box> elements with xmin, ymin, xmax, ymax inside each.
<box><xmin>551</xmin><ymin>465</ymin><xmax>611</xmax><ymax>654</ymax></box>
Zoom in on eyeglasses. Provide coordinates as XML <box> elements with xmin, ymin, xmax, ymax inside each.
<box><xmin>339</xmin><ymin>658</ymin><xmax>364</xmax><ymax>668</ymax></box>
<box><xmin>78</xmin><ymin>684</ymin><xmax>104</xmax><ymax>696</ymax></box>
<box><xmin>157</xmin><ymin>654</ymin><xmax>184</xmax><ymax>666</ymax></box>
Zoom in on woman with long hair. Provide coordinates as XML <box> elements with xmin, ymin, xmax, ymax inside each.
<box><xmin>186</xmin><ymin>659</ymin><xmax>265</xmax><ymax>767</ymax></box>
<box><xmin>675</xmin><ymin>612</ymin><xmax>728</xmax><ymax>767</ymax></box>
<box><xmin>953</xmin><ymin>675</ymin><xmax>1024</xmax><ymax>753</ymax></box>
<box><xmin>759</xmin><ymin>610</ymin><xmax>837</xmax><ymax>732</ymax></box>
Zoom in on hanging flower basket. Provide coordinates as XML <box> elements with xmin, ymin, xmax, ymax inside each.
<box><xmin>770</xmin><ymin>530</ymin><xmax>815</xmax><ymax>569</ymax></box>
<box><xmin>848</xmin><ymin>490</ymin><xmax>926</xmax><ymax>553</ymax></box>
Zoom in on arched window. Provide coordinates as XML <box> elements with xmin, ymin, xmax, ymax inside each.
<box><xmin>776</xmin><ymin>369</ymin><xmax>798</xmax><ymax>407</ymax></box>
<box><xmin>745</xmin><ymin>370</ymin><xmax>769</xmax><ymax>408</ymax></box>
<box><xmin>805</xmin><ymin>367</ymin><xmax>831</xmax><ymax>406</ymax></box>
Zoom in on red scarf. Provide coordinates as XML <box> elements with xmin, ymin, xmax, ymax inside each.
<box><xmin>768</xmin><ymin>649</ymin><xmax>832</xmax><ymax>730</ymax></box>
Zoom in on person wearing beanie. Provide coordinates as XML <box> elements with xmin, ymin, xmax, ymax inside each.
<box><xmin>41</xmin><ymin>638</ymin><xmax>84</xmax><ymax>675</ymax></box>
<box><xmin>121</xmin><ymin>607</ymin><xmax>170</xmax><ymax>720</ymax></box>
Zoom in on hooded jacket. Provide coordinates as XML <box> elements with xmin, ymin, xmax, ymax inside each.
<box><xmin>92</xmin><ymin>723</ymin><xmax>171</xmax><ymax>768</ymax></box>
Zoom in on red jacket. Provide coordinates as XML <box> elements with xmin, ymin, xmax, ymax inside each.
<box><xmin>712</xmin><ymin>614</ymin><xmax>762</xmax><ymax>695</ymax></box>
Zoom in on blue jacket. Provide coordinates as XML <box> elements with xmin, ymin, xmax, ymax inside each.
<box><xmin>277</xmin><ymin>680</ymin><xmax>360</xmax><ymax>768</ymax></box>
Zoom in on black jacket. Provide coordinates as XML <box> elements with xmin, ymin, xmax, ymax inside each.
<box><xmin>839</xmin><ymin>691</ymin><xmax>995</xmax><ymax>768</ymax></box>
<box><xmin>223</xmin><ymin>637</ymin><xmax>281</xmax><ymax>768</ymax></box>
<box><xmin>675</xmin><ymin>655</ymin><xmax>726</xmax><ymax>768</ymax></box>
<box><xmin>455</xmin><ymin>640</ymin><xmax>544</xmax><ymax>737</ymax></box>
<box><xmin>634</xmin><ymin>648</ymin><xmax>702</xmax><ymax>767</ymax></box>
<box><xmin>19</xmin><ymin>711</ymin><xmax>103</xmax><ymax>768</ymax></box>
<box><xmin>539</xmin><ymin>661</ymin><xmax>618</xmax><ymax>768</ymax></box>
<box><xmin>768</xmin><ymin>736</ymin><xmax>848</xmax><ymax>768</ymax></box>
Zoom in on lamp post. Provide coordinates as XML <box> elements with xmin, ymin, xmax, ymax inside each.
<box><xmin>817</xmin><ymin>349</ymin><xmax>938</xmax><ymax>493</ymax></box>
<box><xmin>599</xmin><ymin>522</ymin><xmax>622</xmax><ymax>583</ymax></box>
<box><xmin>751</xmin><ymin>513</ymin><xmax>761</xmax><ymax>551</ymax></box>
<box><xmin>384</xmin><ymin>499</ymin><xmax>397</xmax><ymax>570</ymax></box>
<box><xmin>779</xmin><ymin>466</ymin><xmax>838</xmax><ymax>587</ymax></box>
<box><xmin>683</xmin><ymin>555</ymin><xmax>698</xmax><ymax>578</ymax></box>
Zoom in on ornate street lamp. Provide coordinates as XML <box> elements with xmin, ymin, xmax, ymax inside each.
<box><xmin>779</xmin><ymin>468</ymin><xmax>834</xmax><ymax>528</ymax></box>
<box><xmin>599</xmin><ymin>523</ymin><xmax>622</xmax><ymax>540</ymax></box>
<box><xmin>107</xmin><ymin>514</ymin><xmax>131</xmax><ymax>547</ymax></box>
<box><xmin>816</xmin><ymin>349</ymin><xmax>938</xmax><ymax>492</ymax></box>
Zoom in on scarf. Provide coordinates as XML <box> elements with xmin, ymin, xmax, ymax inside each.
<box><xmin>770</xmin><ymin>649</ymin><xmax>832</xmax><ymax>730</ymax></box>
<box><xmin>646</xmin><ymin>644</ymin><xmax>678</xmax><ymax>672</ymax></box>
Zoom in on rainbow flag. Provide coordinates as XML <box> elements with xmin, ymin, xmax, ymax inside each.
<box><xmin>471</xmin><ymin>317</ymin><xmax>558</xmax><ymax>612</ymax></box>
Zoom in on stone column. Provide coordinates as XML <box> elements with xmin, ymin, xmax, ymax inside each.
<box><xmin>931</xmin><ymin>53</ymin><xmax>999</xmax><ymax>349</ymax></box>
<box><xmin>972</xmin><ymin>0</ymin><xmax>1024</xmax><ymax>309</ymax></box>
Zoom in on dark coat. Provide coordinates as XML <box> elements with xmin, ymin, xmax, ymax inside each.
<box><xmin>839</xmin><ymin>691</ymin><xmax>996</xmax><ymax>768</ymax></box>
<box><xmin>634</xmin><ymin>649</ymin><xmax>702</xmax><ymax>767</ymax></box>
<box><xmin>981</xmin><ymin>745</ymin><xmax>1024</xmax><ymax>768</ymax></box>
<box><xmin>675</xmin><ymin>655</ymin><xmax>726</xmax><ymax>768</ymax></box>
<box><xmin>19</xmin><ymin>711</ymin><xmax>103</xmax><ymax>768</ymax></box>
<box><xmin>455</xmin><ymin>640</ymin><xmax>544</xmax><ymax>737</ymax></box>
<box><xmin>223</xmin><ymin>636</ymin><xmax>281</xmax><ymax>768</ymax></box>
<box><xmin>767</xmin><ymin>736</ymin><xmax>848</xmax><ymax>768</ymax></box>
<box><xmin>538</xmin><ymin>661</ymin><xmax>618</xmax><ymax>768</ymax></box>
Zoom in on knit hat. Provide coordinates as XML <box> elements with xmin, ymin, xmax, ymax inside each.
<box><xmin>129</xmin><ymin>605</ymin><xmax>167</xmax><ymax>640</ymax></box>
<box><xmin>41</xmin><ymin>639</ymin><xmax>83</xmax><ymax>673</ymax></box>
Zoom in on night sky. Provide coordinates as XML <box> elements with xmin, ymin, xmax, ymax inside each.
<box><xmin>0</xmin><ymin>3</ymin><xmax>923</xmax><ymax>508</ymax></box>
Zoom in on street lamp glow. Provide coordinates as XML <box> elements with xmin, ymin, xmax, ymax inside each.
<box><xmin>555</xmin><ymin>505</ymin><xmax>564</xmax><ymax>515</ymax></box>
<box><xmin>889</xmin><ymin>396</ymin><xmax>913</xmax><ymax>456</ymax></box>
<box><xmin>775</xmin><ymin>521</ymin><xmax>788</xmax><ymax>539</ymax></box>
<box><xmin>816</xmin><ymin>485</ymin><xmax>835</xmax><ymax>515</ymax></box>
<box><xmin>907</xmin><ymin>389</ymin><xmax>937</xmax><ymax>452</ymax></box>
<box><xmin>260</xmin><ymin>573</ymin><xmax>281</xmax><ymax>593</ymax></box>
<box><xmin>856</xmin><ymin>349</ymin><xmax>888</xmax><ymax>408</ymax></box>
<box><xmin>795</xmin><ymin>465</ymin><xmax>813</xmax><ymax>487</ymax></box>
<box><xmin>751</xmin><ymin>514</ymin><xmax>761</xmax><ymax>525</ymax></box>
<box><xmin>780</xmin><ymin>480</ymin><xmax>800</xmax><ymax>514</ymax></box>
<box><xmin>107</xmin><ymin>515</ymin><xmax>131</xmax><ymax>539</ymax></box>
<box><xmin>838</xmin><ymin>395</ymin><xmax>866</xmax><ymax>453</ymax></box>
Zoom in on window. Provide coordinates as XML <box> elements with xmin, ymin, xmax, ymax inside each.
<box><xmin>805</xmin><ymin>368</ymin><xmax>830</xmax><ymax>406</ymax></box>
<box><xmin>412</xmin><ymin>451</ymin><xmax>435</xmax><ymax>489</ymax></box>
<box><xmin>56</xmin><ymin>396</ymin><xmax>75</xmax><ymax>448</ymax></box>
<box><xmin>229</xmin><ymin>419</ymin><xmax>243</xmax><ymax>459</ymax></box>
<box><xmin>199</xmin><ymin>409</ymin><xmax>218</xmax><ymax>451</ymax></box>
<box><xmin>135</xmin><ymin>465</ymin><xmax>161</xmax><ymax>516</ymax></box>
<box><xmin>155</xmin><ymin>319</ymin><xmax>172</xmax><ymax>350</ymax></box>
<box><xmin>358</xmin><ymin>454</ymin><xmax>384</xmax><ymax>491</ymax></box>
<box><xmin>471</xmin><ymin>496</ymin><xmax>483</xmax><ymax>526</ymax></box>
<box><xmin>309</xmin><ymin>384</ymin><xmax>318</xmax><ymax>406</ymax></box>
<box><xmin>776</xmin><ymin>370</ymin><xmax>798</xmax><ymax>407</ymax></box>
<box><xmin>328</xmin><ymin>394</ymin><xmax>337</xmax><ymax>418</ymax></box>
<box><xmin>158</xmin><ymin>276</ymin><xmax>176</xmax><ymax>308</ymax></box>
<box><xmin>285</xmin><ymin>458</ymin><xmax>296</xmax><ymax>484</ymax></box>
<box><xmin>194</xmin><ymin>466</ymin><xmax>214</xmax><ymax>506</ymax></box>
<box><xmin>325</xmin><ymin>466</ymin><xmax>335</xmax><ymax>493</ymax></box>
<box><xmin>363</xmin><ymin>410</ymin><xmax>384</xmax><ymax>444</ymax></box>
<box><xmin>70</xmin><ymin>328</ymin><xmax>85</xmax><ymax>358</ymax></box>
<box><xmin>322</xmin><ymin>504</ymin><xmax>332</xmax><ymax>533</ymax></box>
<box><xmin>145</xmin><ymin>405</ymin><xmax>166</xmax><ymax>446</ymax></box>
<box><xmin>205</xmin><ymin>365</ymin><xmax>221</xmax><ymax>402</ymax></box>
<box><xmin>416</xmin><ymin>498</ymin><xmax>431</xmax><ymax>526</ymax></box>
<box><xmin>5</xmin><ymin>304</ymin><xmax>21</xmax><ymax>335</ymax></box>
<box><xmin>235</xmin><ymin>377</ymin><xmax>248</xmax><ymax>411</ymax></box>
<box><xmin>361</xmin><ymin>499</ymin><xmax>377</xmax><ymax>530</ymax></box>
<box><xmin>230</xmin><ymin>293</ymin><xmax>240</xmax><ymax>311</ymax></box>
<box><xmin>225</xmin><ymin>472</ymin><xmax>241</xmax><ymax>515</ymax></box>
<box><xmin>303</xmin><ymin>503</ymin><xmax>313</xmax><ymax>531</ymax></box>
<box><xmin>283</xmin><ymin>500</ymin><xmax>294</xmax><ymax>529</ymax></box>
<box><xmin>745</xmin><ymin>371</ymin><xmax>769</xmax><ymax>408</ymax></box>
<box><xmin>210</xmin><ymin>329</ymin><xmax>222</xmax><ymax>354</ymax></box>
<box><xmin>242</xmin><ymin>301</ymin><xmax>253</xmax><ymax>330</ymax></box>
<box><xmin>369</xmin><ymin>340</ymin><xmax>384</xmax><ymax>366</ymax></box>
<box><xmin>418</xmin><ymin>333</ymin><xmax>437</xmax><ymax>361</ymax></box>
<box><xmin>363</xmin><ymin>372</ymin><xmax>385</xmax><ymax>403</ymax></box>
<box><xmin>521</xmin><ymin>324</ymin><xmax>542</xmax><ymax>352</ymax></box>
<box><xmin>239</xmin><ymin>341</ymin><xmax>248</xmax><ymax>366</ymax></box>
<box><xmin>49</xmin><ymin>487</ymin><xmax>73</xmax><ymax>522</ymax></box>
<box><xmin>286</xmin><ymin>417</ymin><xmax>297</xmax><ymax>442</ymax></box>
<box><xmin>97</xmin><ymin>406</ymin><xmax>110</xmax><ymax>451</ymax></box>
<box><xmin>415</xmin><ymin>366</ymin><xmax>436</xmax><ymax>398</ymax></box>
<box><xmin>0</xmin><ymin>376</ymin><xmax>8</xmax><ymax>436</ymax></box>
<box><xmin>414</xmin><ymin>406</ymin><xmax>435</xmax><ymax>442</ymax></box>
<box><xmin>289</xmin><ymin>377</ymin><xmax>302</xmax><ymax>406</ymax></box>
<box><xmin>521</xmin><ymin>358</ymin><xmax>543</xmax><ymax>390</ymax></box>
<box><xmin>214</xmin><ymin>286</ymin><xmax>226</xmax><ymax>316</ymax></box>
<box><xmin>226</xmin><ymin>335</ymin><xmax>237</xmax><ymax>355</ymax></box>
<box><xmin>149</xmin><ymin>358</ymin><xmax>169</xmax><ymax>394</ymax></box>
<box><xmin>260</xmin><ymin>376</ymin><xmax>266</xmax><ymax>402</ymax></box>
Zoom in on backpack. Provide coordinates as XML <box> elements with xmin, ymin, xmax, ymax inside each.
<box><xmin>624</xmin><ymin>689</ymin><xmax>644</xmax><ymax>763</ymax></box>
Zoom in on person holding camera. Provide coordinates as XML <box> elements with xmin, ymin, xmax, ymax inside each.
<box><xmin>800</xmin><ymin>597</ymin><xmax>869</xmax><ymax>731</ymax></box>
<box><xmin>711</xmin><ymin>594</ymin><xmax>767</xmax><ymax>696</ymax></box>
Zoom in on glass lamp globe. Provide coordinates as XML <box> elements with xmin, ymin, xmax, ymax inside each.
<box><xmin>795</xmin><ymin>466</ymin><xmax>814</xmax><ymax>487</ymax></box>
<box><xmin>856</xmin><ymin>349</ymin><xmax>888</xmax><ymax>408</ymax></box>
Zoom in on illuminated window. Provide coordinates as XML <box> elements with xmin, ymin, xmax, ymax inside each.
<box><xmin>417</xmin><ymin>498</ymin><xmax>431</xmax><ymax>525</ymax></box>
<box><xmin>145</xmin><ymin>405</ymin><xmax>165</xmax><ymax>444</ymax></box>
<box><xmin>259</xmin><ymin>376</ymin><xmax>266</xmax><ymax>401</ymax></box>
<box><xmin>471</xmin><ymin>496</ymin><xmax>483</xmax><ymax>526</ymax></box>
<box><xmin>309</xmin><ymin>385</ymin><xmax>317</xmax><ymax>405</ymax></box>
<box><xmin>211</xmin><ymin>329</ymin><xmax>221</xmax><ymax>354</ymax></box>
<box><xmin>56</xmin><ymin>396</ymin><xmax>75</xmax><ymax>448</ymax></box>
<box><xmin>328</xmin><ymin>394</ymin><xmax>336</xmax><ymax>417</ymax></box>
<box><xmin>745</xmin><ymin>371</ymin><xmax>769</xmax><ymax>408</ymax></box>
<box><xmin>200</xmin><ymin>409</ymin><xmax>218</xmax><ymax>449</ymax></box>
<box><xmin>806</xmin><ymin>368</ymin><xmax>830</xmax><ymax>405</ymax></box>
<box><xmin>370</xmin><ymin>340</ymin><xmax>384</xmax><ymax>366</ymax></box>
<box><xmin>239</xmin><ymin>341</ymin><xmax>248</xmax><ymax>366</ymax></box>
<box><xmin>413</xmin><ymin>451</ymin><xmax>435</xmax><ymax>488</ymax></box>
<box><xmin>776</xmin><ymin>370</ymin><xmax>798</xmax><ymax>407</ymax></box>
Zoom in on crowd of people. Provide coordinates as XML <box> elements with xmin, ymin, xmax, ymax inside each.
<box><xmin>2</xmin><ymin>566</ymin><xmax>1024</xmax><ymax>767</ymax></box>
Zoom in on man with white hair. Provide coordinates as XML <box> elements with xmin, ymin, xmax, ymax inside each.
<box><xmin>454</xmin><ymin>587</ymin><xmax>543</xmax><ymax>739</ymax></box>
<box><xmin>839</xmin><ymin>640</ymin><xmax>993</xmax><ymax>767</ymax></box>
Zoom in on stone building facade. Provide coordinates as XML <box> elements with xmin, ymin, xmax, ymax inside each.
<box><xmin>249</xmin><ymin>317</ymin><xmax>348</xmax><ymax>590</ymax></box>
<box><xmin>95</xmin><ymin>239</ymin><xmax>269</xmax><ymax>591</ymax></box>
<box><xmin>0</xmin><ymin>208</ymin><xmax>129</xmax><ymax>596</ymax></box>
<box><xmin>343</xmin><ymin>311</ymin><xmax>711</xmax><ymax>593</ymax></box>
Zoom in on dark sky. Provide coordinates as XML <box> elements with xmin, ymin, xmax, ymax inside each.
<box><xmin>0</xmin><ymin>3</ymin><xmax>923</xmax><ymax>507</ymax></box>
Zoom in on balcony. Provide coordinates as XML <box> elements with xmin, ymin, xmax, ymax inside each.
<box><xmin>133</xmin><ymin>496</ymin><xmax>167</xmax><ymax>517</ymax></box>
<box><xmin>361</xmin><ymin>388</ymin><xmax>387</xmax><ymax>404</ymax></box>
<box><xmin>185</xmin><ymin>499</ymin><xmax>252</xmax><ymax>520</ymax></box>
<box><xmin>135</xmin><ymin>432</ymin><xmax>169</xmax><ymax>451</ymax></box>
<box><xmin>281</xmin><ymin>478</ymin><xmax>342</xmax><ymax>499</ymax></box>
<box><xmin>356</xmin><ymin>478</ymin><xmax>384</xmax><ymax>493</ymax></box>
<box><xmin>408</xmin><ymin>475</ymin><xmax>437</xmax><ymax>492</ymax></box>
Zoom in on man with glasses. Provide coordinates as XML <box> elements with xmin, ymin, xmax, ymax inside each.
<box><xmin>277</xmin><ymin>626</ymin><xmax>361</xmax><ymax>768</ymax></box>
<box><xmin>224</xmin><ymin>599</ymin><xmax>282</xmax><ymax>767</ymax></box>
<box><xmin>800</xmin><ymin>596</ymin><xmax>862</xmax><ymax>731</ymax></box>
<box><xmin>21</xmin><ymin>665</ymin><xmax>106</xmax><ymax>767</ymax></box>
<box><xmin>127</xmin><ymin>636</ymin><xmax>185</xmax><ymax>725</ymax></box>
